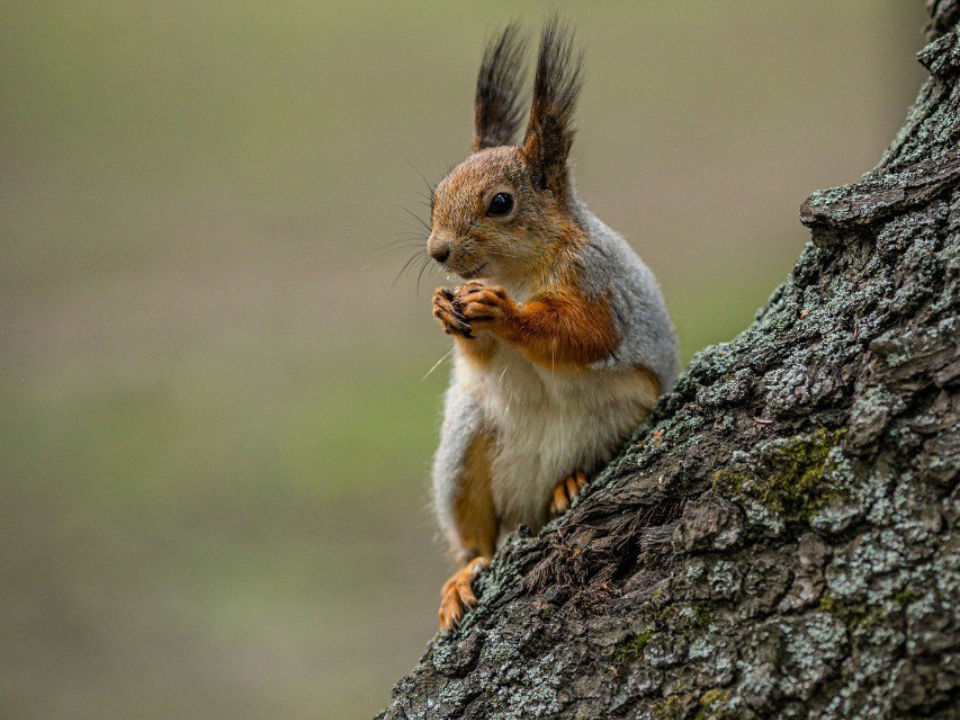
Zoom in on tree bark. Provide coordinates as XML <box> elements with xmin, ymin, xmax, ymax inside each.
<box><xmin>380</xmin><ymin>4</ymin><xmax>960</xmax><ymax>718</ymax></box>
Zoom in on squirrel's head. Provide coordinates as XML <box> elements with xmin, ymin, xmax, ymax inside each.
<box><xmin>428</xmin><ymin>19</ymin><xmax>584</xmax><ymax>286</ymax></box>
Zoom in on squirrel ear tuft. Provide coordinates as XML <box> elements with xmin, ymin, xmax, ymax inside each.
<box><xmin>522</xmin><ymin>16</ymin><xmax>583</xmax><ymax>199</ymax></box>
<box><xmin>473</xmin><ymin>24</ymin><xmax>528</xmax><ymax>153</ymax></box>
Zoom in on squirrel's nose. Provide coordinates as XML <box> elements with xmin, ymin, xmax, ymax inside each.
<box><xmin>430</xmin><ymin>244</ymin><xmax>451</xmax><ymax>264</ymax></box>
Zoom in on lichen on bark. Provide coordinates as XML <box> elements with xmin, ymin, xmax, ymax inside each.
<box><xmin>380</xmin><ymin>4</ymin><xmax>960</xmax><ymax>718</ymax></box>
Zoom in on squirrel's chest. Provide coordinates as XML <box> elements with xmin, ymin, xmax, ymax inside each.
<box><xmin>469</xmin><ymin>342</ymin><xmax>649</xmax><ymax>418</ymax></box>
<box><xmin>469</xmin><ymin>343</ymin><xmax>595</xmax><ymax>418</ymax></box>
<box><xmin>459</xmin><ymin>343</ymin><xmax>656</xmax><ymax>530</ymax></box>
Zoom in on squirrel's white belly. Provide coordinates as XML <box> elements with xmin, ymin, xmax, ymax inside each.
<box><xmin>460</xmin><ymin>342</ymin><xmax>657</xmax><ymax>534</ymax></box>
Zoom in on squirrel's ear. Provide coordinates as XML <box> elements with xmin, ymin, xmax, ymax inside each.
<box><xmin>473</xmin><ymin>24</ymin><xmax>528</xmax><ymax>153</ymax></box>
<box><xmin>521</xmin><ymin>16</ymin><xmax>582</xmax><ymax>200</ymax></box>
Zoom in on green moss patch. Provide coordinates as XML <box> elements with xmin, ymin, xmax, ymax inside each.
<box><xmin>714</xmin><ymin>428</ymin><xmax>847</xmax><ymax>524</ymax></box>
<box><xmin>693</xmin><ymin>689</ymin><xmax>733</xmax><ymax>720</ymax></box>
<box><xmin>615</xmin><ymin>630</ymin><xmax>656</xmax><ymax>661</ymax></box>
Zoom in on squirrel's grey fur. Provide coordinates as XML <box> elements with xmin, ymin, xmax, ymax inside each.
<box><xmin>573</xmin><ymin>191</ymin><xmax>679</xmax><ymax>392</ymax></box>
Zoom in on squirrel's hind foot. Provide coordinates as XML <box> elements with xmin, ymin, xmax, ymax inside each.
<box><xmin>548</xmin><ymin>470</ymin><xmax>588</xmax><ymax>520</ymax></box>
<box><xmin>438</xmin><ymin>556</ymin><xmax>489</xmax><ymax>630</ymax></box>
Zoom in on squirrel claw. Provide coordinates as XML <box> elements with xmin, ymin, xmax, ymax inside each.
<box><xmin>438</xmin><ymin>557</ymin><xmax>489</xmax><ymax>630</ymax></box>
<box><xmin>433</xmin><ymin>288</ymin><xmax>474</xmax><ymax>338</ymax></box>
<box><xmin>548</xmin><ymin>470</ymin><xmax>588</xmax><ymax>519</ymax></box>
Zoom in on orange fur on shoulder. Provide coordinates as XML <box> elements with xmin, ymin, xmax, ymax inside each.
<box><xmin>498</xmin><ymin>285</ymin><xmax>620</xmax><ymax>368</ymax></box>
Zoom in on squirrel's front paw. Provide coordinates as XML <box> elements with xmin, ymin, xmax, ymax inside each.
<box><xmin>433</xmin><ymin>287</ymin><xmax>473</xmax><ymax>339</ymax></box>
<box><xmin>454</xmin><ymin>284</ymin><xmax>515</xmax><ymax>330</ymax></box>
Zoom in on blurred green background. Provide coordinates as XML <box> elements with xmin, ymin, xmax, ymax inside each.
<box><xmin>0</xmin><ymin>2</ymin><xmax>926</xmax><ymax>718</ymax></box>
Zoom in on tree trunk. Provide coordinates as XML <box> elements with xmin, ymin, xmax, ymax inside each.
<box><xmin>380</xmin><ymin>4</ymin><xmax>960</xmax><ymax>717</ymax></box>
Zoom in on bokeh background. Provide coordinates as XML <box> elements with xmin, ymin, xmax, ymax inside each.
<box><xmin>0</xmin><ymin>2</ymin><xmax>928</xmax><ymax>718</ymax></box>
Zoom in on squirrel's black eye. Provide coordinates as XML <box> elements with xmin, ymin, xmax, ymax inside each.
<box><xmin>487</xmin><ymin>192</ymin><xmax>514</xmax><ymax>217</ymax></box>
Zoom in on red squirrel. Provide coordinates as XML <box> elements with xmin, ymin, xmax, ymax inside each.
<box><xmin>425</xmin><ymin>19</ymin><xmax>679</xmax><ymax>629</ymax></box>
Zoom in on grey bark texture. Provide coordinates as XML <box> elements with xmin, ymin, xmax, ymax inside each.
<box><xmin>380</xmin><ymin>4</ymin><xmax>960</xmax><ymax>718</ymax></box>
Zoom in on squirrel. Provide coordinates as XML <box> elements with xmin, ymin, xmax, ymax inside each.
<box><xmin>425</xmin><ymin>18</ymin><xmax>679</xmax><ymax>630</ymax></box>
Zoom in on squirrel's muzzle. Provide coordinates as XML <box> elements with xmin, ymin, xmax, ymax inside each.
<box><xmin>428</xmin><ymin>233</ymin><xmax>452</xmax><ymax>265</ymax></box>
